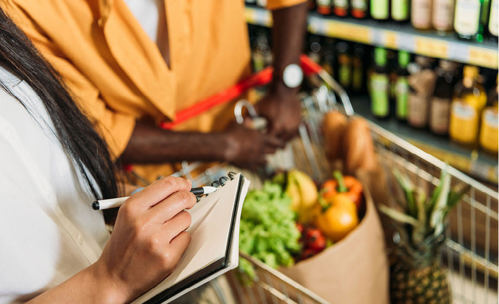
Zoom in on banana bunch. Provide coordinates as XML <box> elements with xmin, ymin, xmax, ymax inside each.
<box><xmin>285</xmin><ymin>170</ymin><xmax>319</xmax><ymax>224</ymax></box>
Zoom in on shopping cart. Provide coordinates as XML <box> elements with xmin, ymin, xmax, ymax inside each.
<box><xmin>162</xmin><ymin>56</ymin><xmax>499</xmax><ymax>304</ymax></box>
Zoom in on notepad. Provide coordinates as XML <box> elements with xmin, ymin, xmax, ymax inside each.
<box><xmin>132</xmin><ymin>173</ymin><xmax>249</xmax><ymax>304</ymax></box>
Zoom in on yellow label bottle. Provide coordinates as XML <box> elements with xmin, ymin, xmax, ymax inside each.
<box><xmin>479</xmin><ymin>78</ymin><xmax>498</xmax><ymax>153</ymax></box>
<box><xmin>449</xmin><ymin>66</ymin><xmax>486</xmax><ymax>146</ymax></box>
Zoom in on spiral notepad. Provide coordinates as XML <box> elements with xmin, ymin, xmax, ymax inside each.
<box><xmin>133</xmin><ymin>173</ymin><xmax>249</xmax><ymax>304</ymax></box>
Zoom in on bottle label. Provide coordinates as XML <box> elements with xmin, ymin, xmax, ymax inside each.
<box><xmin>395</xmin><ymin>78</ymin><xmax>409</xmax><ymax>119</ymax></box>
<box><xmin>408</xmin><ymin>93</ymin><xmax>429</xmax><ymax>127</ymax></box>
<box><xmin>433</xmin><ymin>0</ymin><xmax>454</xmax><ymax>31</ymax></box>
<box><xmin>392</xmin><ymin>0</ymin><xmax>409</xmax><ymax>21</ymax></box>
<box><xmin>334</xmin><ymin>0</ymin><xmax>348</xmax><ymax>8</ymax></box>
<box><xmin>371</xmin><ymin>0</ymin><xmax>389</xmax><ymax>19</ymax></box>
<box><xmin>318</xmin><ymin>0</ymin><xmax>332</xmax><ymax>5</ymax></box>
<box><xmin>454</xmin><ymin>0</ymin><xmax>480</xmax><ymax>35</ymax></box>
<box><xmin>411</xmin><ymin>0</ymin><xmax>432</xmax><ymax>28</ymax></box>
<box><xmin>353</xmin><ymin>67</ymin><xmax>363</xmax><ymax>91</ymax></box>
<box><xmin>430</xmin><ymin>97</ymin><xmax>451</xmax><ymax>134</ymax></box>
<box><xmin>352</xmin><ymin>0</ymin><xmax>367</xmax><ymax>10</ymax></box>
<box><xmin>339</xmin><ymin>64</ymin><xmax>351</xmax><ymax>87</ymax></box>
<box><xmin>449</xmin><ymin>101</ymin><xmax>478</xmax><ymax>143</ymax></box>
<box><xmin>480</xmin><ymin>108</ymin><xmax>499</xmax><ymax>152</ymax></box>
<box><xmin>371</xmin><ymin>74</ymin><xmax>389</xmax><ymax>116</ymax></box>
<box><xmin>490</xmin><ymin>0</ymin><xmax>498</xmax><ymax>36</ymax></box>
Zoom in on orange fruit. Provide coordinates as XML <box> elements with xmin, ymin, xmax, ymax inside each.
<box><xmin>315</xmin><ymin>195</ymin><xmax>359</xmax><ymax>242</ymax></box>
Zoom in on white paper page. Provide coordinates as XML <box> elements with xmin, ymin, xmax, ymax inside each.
<box><xmin>133</xmin><ymin>174</ymin><xmax>247</xmax><ymax>303</ymax></box>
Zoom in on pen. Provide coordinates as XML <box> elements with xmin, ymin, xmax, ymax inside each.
<box><xmin>91</xmin><ymin>186</ymin><xmax>218</xmax><ymax>210</ymax></box>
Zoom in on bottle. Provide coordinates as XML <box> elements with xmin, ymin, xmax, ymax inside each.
<box><xmin>351</xmin><ymin>45</ymin><xmax>365</xmax><ymax>94</ymax></box>
<box><xmin>489</xmin><ymin>0</ymin><xmax>498</xmax><ymax>38</ymax></box>
<box><xmin>308</xmin><ymin>35</ymin><xmax>322</xmax><ymax>64</ymax></box>
<box><xmin>317</xmin><ymin>0</ymin><xmax>333</xmax><ymax>15</ymax></box>
<box><xmin>408</xmin><ymin>56</ymin><xmax>437</xmax><ymax>128</ymax></box>
<box><xmin>392</xmin><ymin>0</ymin><xmax>410</xmax><ymax>21</ymax></box>
<box><xmin>371</xmin><ymin>0</ymin><xmax>390</xmax><ymax>20</ymax></box>
<box><xmin>479</xmin><ymin>77</ymin><xmax>498</xmax><ymax>154</ymax></box>
<box><xmin>352</xmin><ymin>0</ymin><xmax>368</xmax><ymax>18</ymax></box>
<box><xmin>449</xmin><ymin>66</ymin><xmax>487</xmax><ymax>146</ymax></box>
<box><xmin>395</xmin><ymin>51</ymin><xmax>411</xmax><ymax>121</ymax></box>
<box><xmin>322</xmin><ymin>38</ymin><xmax>336</xmax><ymax>76</ymax></box>
<box><xmin>370</xmin><ymin>48</ymin><xmax>390</xmax><ymax>119</ymax></box>
<box><xmin>336</xmin><ymin>42</ymin><xmax>352</xmax><ymax>90</ymax></box>
<box><xmin>412</xmin><ymin>0</ymin><xmax>433</xmax><ymax>30</ymax></box>
<box><xmin>454</xmin><ymin>0</ymin><xmax>483</xmax><ymax>40</ymax></box>
<box><xmin>252</xmin><ymin>30</ymin><xmax>271</xmax><ymax>72</ymax></box>
<box><xmin>334</xmin><ymin>0</ymin><xmax>350</xmax><ymax>16</ymax></box>
<box><xmin>430</xmin><ymin>60</ymin><xmax>459</xmax><ymax>135</ymax></box>
<box><xmin>433</xmin><ymin>0</ymin><xmax>455</xmax><ymax>33</ymax></box>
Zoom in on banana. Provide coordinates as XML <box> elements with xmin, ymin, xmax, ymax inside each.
<box><xmin>286</xmin><ymin>178</ymin><xmax>302</xmax><ymax>212</ymax></box>
<box><xmin>289</xmin><ymin>169</ymin><xmax>318</xmax><ymax>209</ymax></box>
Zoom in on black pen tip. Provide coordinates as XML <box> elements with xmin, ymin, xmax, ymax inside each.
<box><xmin>92</xmin><ymin>201</ymin><xmax>100</xmax><ymax>210</ymax></box>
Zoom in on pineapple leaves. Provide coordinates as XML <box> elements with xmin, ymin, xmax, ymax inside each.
<box><xmin>393</xmin><ymin>169</ymin><xmax>416</xmax><ymax>217</ymax></box>
<box><xmin>429</xmin><ymin>168</ymin><xmax>451</xmax><ymax>236</ymax></box>
<box><xmin>379</xmin><ymin>205</ymin><xmax>419</xmax><ymax>226</ymax></box>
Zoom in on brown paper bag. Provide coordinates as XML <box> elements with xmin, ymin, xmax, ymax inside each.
<box><xmin>279</xmin><ymin>186</ymin><xmax>389</xmax><ymax>304</ymax></box>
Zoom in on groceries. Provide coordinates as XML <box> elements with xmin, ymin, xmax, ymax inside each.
<box><xmin>239</xmin><ymin>169</ymin><xmax>364</xmax><ymax>272</ymax></box>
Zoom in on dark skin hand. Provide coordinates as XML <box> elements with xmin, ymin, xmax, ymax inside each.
<box><xmin>257</xmin><ymin>2</ymin><xmax>309</xmax><ymax>142</ymax></box>
<box><xmin>121</xmin><ymin>121</ymin><xmax>284</xmax><ymax>168</ymax></box>
<box><xmin>121</xmin><ymin>3</ymin><xmax>307</xmax><ymax>166</ymax></box>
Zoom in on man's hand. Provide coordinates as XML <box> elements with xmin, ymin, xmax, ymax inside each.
<box><xmin>223</xmin><ymin>124</ymin><xmax>284</xmax><ymax>168</ymax></box>
<box><xmin>257</xmin><ymin>90</ymin><xmax>302</xmax><ymax>141</ymax></box>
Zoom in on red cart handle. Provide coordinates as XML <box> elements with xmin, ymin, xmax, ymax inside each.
<box><xmin>160</xmin><ymin>55</ymin><xmax>322</xmax><ymax>129</ymax></box>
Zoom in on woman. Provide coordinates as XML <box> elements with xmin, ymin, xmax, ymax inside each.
<box><xmin>0</xmin><ymin>8</ymin><xmax>194</xmax><ymax>303</ymax></box>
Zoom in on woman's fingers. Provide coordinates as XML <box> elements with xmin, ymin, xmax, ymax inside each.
<box><xmin>145</xmin><ymin>190</ymin><xmax>196</xmax><ymax>225</ymax></box>
<box><xmin>165</xmin><ymin>231</ymin><xmax>191</xmax><ymax>265</ymax></box>
<box><xmin>159</xmin><ymin>211</ymin><xmax>192</xmax><ymax>243</ymax></box>
<box><xmin>125</xmin><ymin>176</ymin><xmax>191</xmax><ymax>211</ymax></box>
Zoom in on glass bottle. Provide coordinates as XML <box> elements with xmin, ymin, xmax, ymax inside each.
<box><xmin>317</xmin><ymin>0</ymin><xmax>333</xmax><ymax>15</ymax></box>
<box><xmin>334</xmin><ymin>0</ymin><xmax>350</xmax><ymax>16</ymax></box>
<box><xmin>412</xmin><ymin>0</ymin><xmax>433</xmax><ymax>30</ymax></box>
<box><xmin>336</xmin><ymin>42</ymin><xmax>352</xmax><ymax>90</ymax></box>
<box><xmin>351</xmin><ymin>45</ymin><xmax>366</xmax><ymax>95</ymax></box>
<box><xmin>430</xmin><ymin>60</ymin><xmax>459</xmax><ymax>135</ymax></box>
<box><xmin>433</xmin><ymin>0</ymin><xmax>455</xmax><ymax>33</ymax></box>
<box><xmin>489</xmin><ymin>0</ymin><xmax>498</xmax><ymax>38</ymax></box>
<box><xmin>479</xmin><ymin>77</ymin><xmax>498</xmax><ymax>153</ymax></box>
<box><xmin>408</xmin><ymin>56</ymin><xmax>437</xmax><ymax>128</ymax></box>
<box><xmin>454</xmin><ymin>0</ymin><xmax>483</xmax><ymax>40</ymax></box>
<box><xmin>370</xmin><ymin>48</ymin><xmax>390</xmax><ymax>119</ymax></box>
<box><xmin>395</xmin><ymin>51</ymin><xmax>411</xmax><ymax>122</ymax></box>
<box><xmin>392</xmin><ymin>0</ymin><xmax>410</xmax><ymax>21</ymax></box>
<box><xmin>352</xmin><ymin>0</ymin><xmax>368</xmax><ymax>18</ymax></box>
<box><xmin>449</xmin><ymin>66</ymin><xmax>487</xmax><ymax>146</ymax></box>
<box><xmin>371</xmin><ymin>0</ymin><xmax>390</xmax><ymax>20</ymax></box>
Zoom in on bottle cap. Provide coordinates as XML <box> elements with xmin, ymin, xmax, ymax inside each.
<box><xmin>398</xmin><ymin>51</ymin><xmax>410</xmax><ymax>67</ymax></box>
<box><xmin>374</xmin><ymin>47</ymin><xmax>387</xmax><ymax>66</ymax></box>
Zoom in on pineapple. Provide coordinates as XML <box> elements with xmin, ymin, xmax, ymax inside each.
<box><xmin>379</xmin><ymin>168</ymin><xmax>468</xmax><ymax>304</ymax></box>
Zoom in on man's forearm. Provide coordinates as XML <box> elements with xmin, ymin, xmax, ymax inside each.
<box><xmin>120</xmin><ymin>121</ymin><xmax>228</xmax><ymax>164</ymax></box>
<box><xmin>270</xmin><ymin>2</ymin><xmax>308</xmax><ymax>95</ymax></box>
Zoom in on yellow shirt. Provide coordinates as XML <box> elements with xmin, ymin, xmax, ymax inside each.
<box><xmin>3</xmin><ymin>0</ymin><xmax>305</xmax><ymax>158</ymax></box>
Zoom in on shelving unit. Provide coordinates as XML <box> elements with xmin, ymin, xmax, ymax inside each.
<box><xmin>245</xmin><ymin>6</ymin><xmax>498</xmax><ymax>69</ymax></box>
<box><xmin>350</xmin><ymin>96</ymin><xmax>498</xmax><ymax>184</ymax></box>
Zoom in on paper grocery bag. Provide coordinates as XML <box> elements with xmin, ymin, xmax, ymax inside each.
<box><xmin>279</xmin><ymin>186</ymin><xmax>389</xmax><ymax>304</ymax></box>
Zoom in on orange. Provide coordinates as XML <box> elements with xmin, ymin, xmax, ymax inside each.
<box><xmin>315</xmin><ymin>195</ymin><xmax>359</xmax><ymax>242</ymax></box>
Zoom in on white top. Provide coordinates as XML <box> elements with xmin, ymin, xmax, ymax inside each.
<box><xmin>0</xmin><ymin>67</ymin><xmax>109</xmax><ymax>303</ymax></box>
<box><xmin>124</xmin><ymin>0</ymin><xmax>162</xmax><ymax>43</ymax></box>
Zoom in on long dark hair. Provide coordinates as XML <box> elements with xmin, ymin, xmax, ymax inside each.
<box><xmin>0</xmin><ymin>8</ymin><xmax>118</xmax><ymax>200</ymax></box>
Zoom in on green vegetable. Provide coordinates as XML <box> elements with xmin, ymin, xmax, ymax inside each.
<box><xmin>239</xmin><ymin>181</ymin><xmax>301</xmax><ymax>279</ymax></box>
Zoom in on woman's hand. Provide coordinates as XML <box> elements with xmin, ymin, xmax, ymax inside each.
<box><xmin>92</xmin><ymin>176</ymin><xmax>196</xmax><ymax>303</ymax></box>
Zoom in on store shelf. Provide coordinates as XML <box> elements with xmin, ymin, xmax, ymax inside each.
<box><xmin>350</xmin><ymin>96</ymin><xmax>498</xmax><ymax>184</ymax></box>
<box><xmin>245</xmin><ymin>6</ymin><xmax>499</xmax><ymax>69</ymax></box>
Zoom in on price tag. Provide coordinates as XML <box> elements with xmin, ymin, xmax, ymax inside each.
<box><xmin>325</xmin><ymin>21</ymin><xmax>370</xmax><ymax>43</ymax></box>
<box><xmin>415</xmin><ymin>37</ymin><xmax>448</xmax><ymax>59</ymax></box>
<box><xmin>468</xmin><ymin>47</ymin><xmax>498</xmax><ymax>69</ymax></box>
<box><xmin>384</xmin><ymin>31</ymin><xmax>398</xmax><ymax>49</ymax></box>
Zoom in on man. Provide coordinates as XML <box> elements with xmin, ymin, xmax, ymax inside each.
<box><xmin>3</xmin><ymin>0</ymin><xmax>308</xmax><ymax>173</ymax></box>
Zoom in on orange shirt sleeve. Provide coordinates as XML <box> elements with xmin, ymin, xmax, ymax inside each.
<box><xmin>3</xmin><ymin>1</ymin><xmax>135</xmax><ymax>159</ymax></box>
<box><xmin>266</xmin><ymin>0</ymin><xmax>307</xmax><ymax>10</ymax></box>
